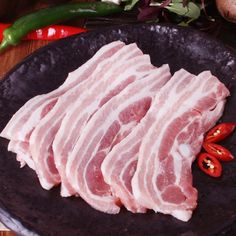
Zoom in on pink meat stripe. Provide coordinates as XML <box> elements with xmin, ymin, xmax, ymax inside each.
<box><xmin>132</xmin><ymin>69</ymin><xmax>229</xmax><ymax>221</ymax></box>
<box><xmin>66</xmin><ymin>64</ymin><xmax>171</xmax><ymax>214</ymax></box>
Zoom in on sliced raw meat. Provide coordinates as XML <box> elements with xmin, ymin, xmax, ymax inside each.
<box><xmin>0</xmin><ymin>41</ymin><xmax>125</xmax><ymax>142</ymax></box>
<box><xmin>29</xmin><ymin>44</ymin><xmax>150</xmax><ymax>190</ymax></box>
<box><xmin>66</xmin><ymin>64</ymin><xmax>171</xmax><ymax>214</ymax></box>
<box><xmin>8</xmin><ymin>140</ymin><xmax>34</xmax><ymax>169</ymax></box>
<box><xmin>131</xmin><ymin>69</ymin><xmax>230</xmax><ymax>222</ymax></box>
<box><xmin>53</xmin><ymin>54</ymin><xmax>157</xmax><ymax>197</ymax></box>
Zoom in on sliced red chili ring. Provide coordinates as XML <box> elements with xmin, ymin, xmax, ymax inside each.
<box><xmin>203</xmin><ymin>142</ymin><xmax>234</xmax><ymax>162</ymax></box>
<box><xmin>197</xmin><ymin>153</ymin><xmax>222</xmax><ymax>178</ymax></box>
<box><xmin>204</xmin><ymin>122</ymin><xmax>236</xmax><ymax>143</ymax></box>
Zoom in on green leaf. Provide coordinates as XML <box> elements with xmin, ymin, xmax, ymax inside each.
<box><xmin>165</xmin><ymin>2</ymin><xmax>200</xmax><ymax>19</ymax></box>
<box><xmin>124</xmin><ymin>0</ymin><xmax>139</xmax><ymax>10</ymax></box>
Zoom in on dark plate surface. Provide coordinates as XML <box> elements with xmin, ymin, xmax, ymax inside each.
<box><xmin>0</xmin><ymin>23</ymin><xmax>236</xmax><ymax>236</ymax></box>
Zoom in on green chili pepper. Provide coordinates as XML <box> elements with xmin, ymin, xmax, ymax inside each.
<box><xmin>0</xmin><ymin>2</ymin><xmax>123</xmax><ymax>52</ymax></box>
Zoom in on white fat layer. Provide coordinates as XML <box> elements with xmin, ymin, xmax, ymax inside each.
<box><xmin>179</xmin><ymin>144</ymin><xmax>191</xmax><ymax>157</ymax></box>
<box><xmin>152</xmin><ymin>207</ymin><xmax>192</xmax><ymax>222</ymax></box>
<box><xmin>7</xmin><ymin>140</ymin><xmax>18</xmax><ymax>152</ymax></box>
<box><xmin>39</xmin><ymin>177</ymin><xmax>55</xmax><ymax>190</ymax></box>
<box><xmin>19</xmin><ymin>154</ymin><xmax>35</xmax><ymax>170</ymax></box>
<box><xmin>61</xmin><ymin>183</ymin><xmax>73</xmax><ymax>197</ymax></box>
<box><xmin>8</xmin><ymin>140</ymin><xmax>35</xmax><ymax>170</ymax></box>
<box><xmin>202</xmin><ymin>100</ymin><xmax>226</xmax><ymax>131</ymax></box>
<box><xmin>120</xmin><ymin>155</ymin><xmax>136</xmax><ymax>188</ymax></box>
<box><xmin>131</xmin><ymin>175</ymin><xmax>142</xmax><ymax>202</ymax></box>
<box><xmin>171</xmin><ymin>210</ymin><xmax>192</xmax><ymax>222</ymax></box>
<box><xmin>173</xmin><ymin>151</ymin><xmax>183</xmax><ymax>185</ymax></box>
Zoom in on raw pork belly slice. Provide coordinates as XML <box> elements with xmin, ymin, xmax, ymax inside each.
<box><xmin>0</xmin><ymin>41</ymin><xmax>125</xmax><ymax>142</ymax></box>
<box><xmin>53</xmin><ymin>53</ymin><xmax>156</xmax><ymax>197</ymax></box>
<box><xmin>101</xmin><ymin>65</ymin><xmax>172</xmax><ymax>213</ymax></box>
<box><xmin>29</xmin><ymin>44</ymin><xmax>151</xmax><ymax>190</ymax></box>
<box><xmin>8</xmin><ymin>140</ymin><xmax>34</xmax><ymax>170</ymax></box>
<box><xmin>131</xmin><ymin>69</ymin><xmax>230</xmax><ymax>222</ymax></box>
<box><xmin>101</xmin><ymin>113</ymin><xmax>155</xmax><ymax>213</ymax></box>
<box><xmin>66</xmin><ymin>64</ymin><xmax>171</xmax><ymax>214</ymax></box>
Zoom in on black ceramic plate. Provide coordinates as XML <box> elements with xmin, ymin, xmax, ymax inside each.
<box><xmin>0</xmin><ymin>23</ymin><xmax>236</xmax><ymax>236</ymax></box>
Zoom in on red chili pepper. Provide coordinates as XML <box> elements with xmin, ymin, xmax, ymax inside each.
<box><xmin>204</xmin><ymin>122</ymin><xmax>236</xmax><ymax>143</ymax></box>
<box><xmin>26</xmin><ymin>25</ymin><xmax>87</xmax><ymax>40</ymax></box>
<box><xmin>0</xmin><ymin>23</ymin><xmax>10</xmax><ymax>41</ymax></box>
<box><xmin>203</xmin><ymin>142</ymin><xmax>234</xmax><ymax>161</ymax></box>
<box><xmin>197</xmin><ymin>153</ymin><xmax>222</xmax><ymax>177</ymax></box>
<box><xmin>0</xmin><ymin>23</ymin><xmax>87</xmax><ymax>42</ymax></box>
